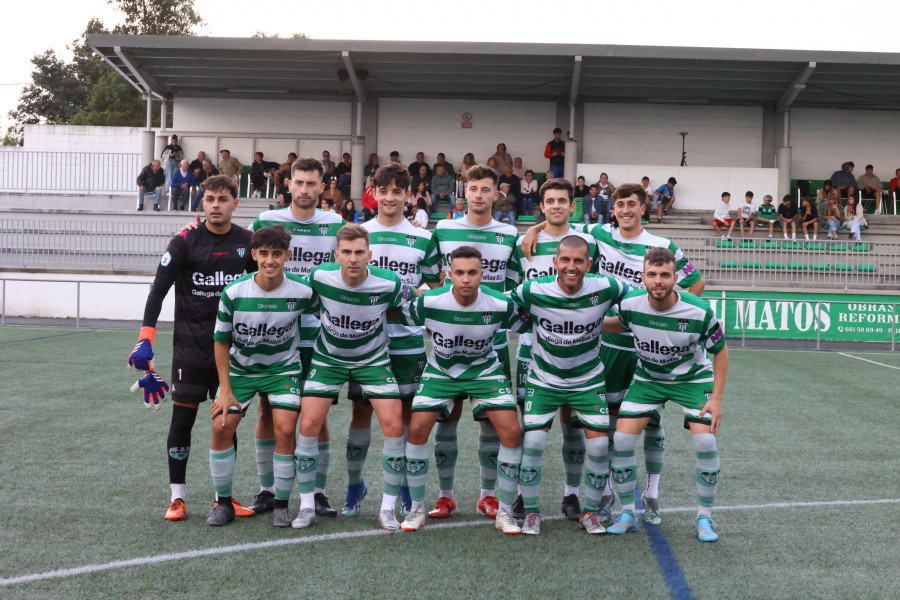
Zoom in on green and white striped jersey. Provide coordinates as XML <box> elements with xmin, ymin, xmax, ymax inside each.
<box><xmin>363</xmin><ymin>218</ymin><xmax>440</xmax><ymax>355</ymax></box>
<box><xmin>614</xmin><ymin>290</ymin><xmax>726</xmax><ymax>384</ymax></box>
<box><xmin>509</xmin><ymin>228</ymin><xmax>600</xmax><ymax>360</ymax></box>
<box><xmin>214</xmin><ymin>272</ymin><xmax>317</xmax><ymax>377</ymax></box>
<box><xmin>307</xmin><ymin>263</ymin><xmax>411</xmax><ymax>367</ymax></box>
<box><xmin>511</xmin><ymin>274</ymin><xmax>628</xmax><ymax>389</ymax></box>
<box><xmin>402</xmin><ymin>285</ymin><xmax>524</xmax><ymax>380</ymax></box>
<box><xmin>580</xmin><ymin>223</ymin><xmax>702</xmax><ymax>351</ymax></box>
<box><xmin>249</xmin><ymin>208</ymin><xmax>346</xmax><ymax>348</ymax></box>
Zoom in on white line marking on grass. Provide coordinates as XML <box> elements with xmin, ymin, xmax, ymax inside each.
<box><xmin>2</xmin><ymin>499</ymin><xmax>898</xmax><ymax>587</ymax></box>
<box><xmin>837</xmin><ymin>352</ymin><xmax>900</xmax><ymax>370</ymax></box>
<box><xmin>730</xmin><ymin>348</ymin><xmax>899</xmax><ymax>356</ymax></box>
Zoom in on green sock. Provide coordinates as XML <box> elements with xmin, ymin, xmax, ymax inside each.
<box><xmin>405</xmin><ymin>442</ymin><xmax>430</xmax><ymax>505</ymax></box>
<box><xmin>294</xmin><ymin>435</ymin><xmax>318</xmax><ymax>496</ymax></box>
<box><xmin>561</xmin><ymin>422</ymin><xmax>586</xmax><ymax>490</ymax></box>
<box><xmin>582</xmin><ymin>436</ymin><xmax>609</xmax><ymax>513</ymax></box>
<box><xmin>644</xmin><ymin>425</ymin><xmax>665</xmax><ymax>477</ymax></box>
<box><xmin>610</xmin><ymin>432</ymin><xmax>639</xmax><ymax>510</ymax></box>
<box><xmin>346</xmin><ymin>426</ymin><xmax>371</xmax><ymax>487</ymax></box>
<box><xmin>382</xmin><ymin>436</ymin><xmax>406</xmax><ymax>498</ymax></box>
<box><xmin>434</xmin><ymin>422</ymin><xmax>458</xmax><ymax>493</ymax></box>
<box><xmin>693</xmin><ymin>433</ymin><xmax>720</xmax><ymax>510</ymax></box>
<box><xmin>209</xmin><ymin>446</ymin><xmax>235</xmax><ymax>500</ymax></box>
<box><xmin>273</xmin><ymin>452</ymin><xmax>295</xmax><ymax>501</ymax></box>
<box><xmin>315</xmin><ymin>441</ymin><xmax>330</xmax><ymax>492</ymax></box>
<box><xmin>519</xmin><ymin>430</ymin><xmax>547</xmax><ymax>514</ymax></box>
<box><xmin>496</xmin><ymin>445</ymin><xmax>522</xmax><ymax>511</ymax></box>
<box><xmin>478</xmin><ymin>421</ymin><xmax>500</xmax><ymax>493</ymax></box>
<box><xmin>255</xmin><ymin>438</ymin><xmax>275</xmax><ymax>492</ymax></box>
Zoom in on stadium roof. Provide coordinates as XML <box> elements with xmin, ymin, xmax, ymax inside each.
<box><xmin>88</xmin><ymin>35</ymin><xmax>900</xmax><ymax>111</ymax></box>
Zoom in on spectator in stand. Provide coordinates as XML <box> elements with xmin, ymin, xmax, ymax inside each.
<box><xmin>512</xmin><ymin>157</ymin><xmax>526</xmax><ymax>181</ymax></box>
<box><xmin>713</xmin><ymin>192</ymin><xmax>735</xmax><ymax>240</ymax></box>
<box><xmin>217</xmin><ymin>149</ymin><xmax>242</xmax><ymax>191</ymax></box>
<box><xmin>888</xmin><ymin>168</ymin><xmax>900</xmax><ymax>205</ymax></box>
<box><xmin>756</xmin><ymin>194</ymin><xmax>777</xmax><ymax>239</ymax></box>
<box><xmin>494</xmin><ymin>181</ymin><xmax>517</xmax><ymax>225</ymax></box>
<box><xmin>830</xmin><ymin>161</ymin><xmax>856</xmax><ymax>201</ymax></box>
<box><xmin>823</xmin><ymin>197</ymin><xmax>842</xmax><ymax>240</ymax></box>
<box><xmin>188</xmin><ymin>151</ymin><xmax>206</xmax><ymax>174</ymax></box>
<box><xmin>737</xmin><ymin>191</ymin><xmax>757</xmax><ymax>238</ymax></box>
<box><xmin>447</xmin><ymin>198</ymin><xmax>467</xmax><ymax>220</ymax></box>
<box><xmin>319</xmin><ymin>197</ymin><xmax>337</xmax><ymax>213</ymax></box>
<box><xmin>340</xmin><ymin>199</ymin><xmax>360</xmax><ymax>224</ymax></box>
<box><xmin>322</xmin><ymin>178</ymin><xmax>344</xmax><ymax>208</ymax></box>
<box><xmin>777</xmin><ymin>194</ymin><xmax>799</xmax><ymax>240</ymax></box>
<box><xmin>361</xmin><ymin>176</ymin><xmax>377</xmax><ymax>221</ymax></box>
<box><xmin>403</xmin><ymin>189</ymin><xmax>416</xmax><ymax>219</ymax></box>
<box><xmin>596</xmin><ymin>173</ymin><xmax>615</xmax><ymax>201</ymax></box>
<box><xmin>335</xmin><ymin>152</ymin><xmax>352</xmax><ymax>197</ymax></box>
<box><xmin>412</xmin><ymin>164</ymin><xmax>432</xmax><ymax>200</ymax></box>
<box><xmin>817</xmin><ymin>179</ymin><xmax>839</xmax><ymax>215</ymax></box>
<box><xmin>498</xmin><ymin>166</ymin><xmax>521</xmax><ymax>211</ymax></box>
<box><xmin>431</xmin><ymin>164</ymin><xmax>456</xmax><ymax>212</ymax></box>
<box><xmin>574</xmin><ymin>175</ymin><xmax>590</xmax><ymax>199</ymax></box>
<box><xmin>432</xmin><ymin>153</ymin><xmax>455</xmax><ymax>178</ymax></box>
<box><xmin>249</xmin><ymin>152</ymin><xmax>279</xmax><ymax>198</ymax></box>
<box><xmin>408</xmin><ymin>152</ymin><xmax>432</xmax><ymax>179</ymax></box>
<box><xmin>410</xmin><ymin>180</ymin><xmax>432</xmax><ymax>218</ymax></box>
<box><xmin>161</xmin><ymin>134</ymin><xmax>183</xmax><ymax>190</ymax></box>
<box><xmin>489</xmin><ymin>143</ymin><xmax>514</xmax><ymax>172</ymax></box>
<box><xmin>389</xmin><ymin>150</ymin><xmax>401</xmax><ymax>166</ymax></box>
<box><xmin>844</xmin><ymin>197</ymin><xmax>866</xmax><ymax>241</ymax></box>
<box><xmin>654</xmin><ymin>177</ymin><xmax>677</xmax><ymax>223</ymax></box>
<box><xmin>544</xmin><ymin>127</ymin><xmax>565</xmax><ymax>178</ymax></box>
<box><xmin>363</xmin><ymin>153</ymin><xmax>380</xmax><ymax>180</ymax></box>
<box><xmin>457</xmin><ymin>152</ymin><xmax>476</xmax><ymax>182</ymax></box>
<box><xmin>136</xmin><ymin>159</ymin><xmax>166</xmax><ymax>212</ymax></box>
<box><xmin>276</xmin><ymin>176</ymin><xmax>291</xmax><ymax>209</ymax></box>
<box><xmin>856</xmin><ymin>164</ymin><xmax>883</xmax><ymax>214</ymax></box>
<box><xmin>192</xmin><ymin>159</ymin><xmax>219</xmax><ymax>210</ymax></box>
<box><xmin>321</xmin><ymin>151</ymin><xmax>336</xmax><ymax>181</ymax></box>
<box><xmin>412</xmin><ymin>197</ymin><xmax>430</xmax><ymax>228</ymax></box>
<box><xmin>272</xmin><ymin>152</ymin><xmax>298</xmax><ymax>190</ymax></box>
<box><xmin>641</xmin><ymin>176</ymin><xmax>654</xmax><ymax>221</ymax></box>
<box><xmin>169</xmin><ymin>159</ymin><xmax>196</xmax><ymax>211</ymax></box>
<box><xmin>520</xmin><ymin>170</ymin><xmax>538</xmax><ymax>218</ymax></box>
<box><xmin>800</xmin><ymin>197</ymin><xmax>819</xmax><ymax>240</ymax></box>
<box><xmin>582</xmin><ymin>184</ymin><xmax>605</xmax><ymax>226</ymax></box>
<box><xmin>486</xmin><ymin>156</ymin><xmax>501</xmax><ymax>177</ymax></box>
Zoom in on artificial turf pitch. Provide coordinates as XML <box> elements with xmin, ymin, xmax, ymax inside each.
<box><xmin>0</xmin><ymin>326</ymin><xmax>897</xmax><ymax>600</ymax></box>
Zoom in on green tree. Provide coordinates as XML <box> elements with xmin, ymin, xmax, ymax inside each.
<box><xmin>251</xmin><ymin>32</ymin><xmax>309</xmax><ymax>39</ymax></box>
<box><xmin>111</xmin><ymin>0</ymin><xmax>204</xmax><ymax>36</ymax></box>
<box><xmin>70</xmin><ymin>71</ymin><xmax>145</xmax><ymax>126</ymax></box>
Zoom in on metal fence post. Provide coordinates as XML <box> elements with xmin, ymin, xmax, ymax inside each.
<box><xmin>76</xmin><ymin>281</ymin><xmax>81</xmax><ymax>328</ymax></box>
<box><xmin>892</xmin><ymin>304</ymin><xmax>897</xmax><ymax>352</ymax></box>
<box><xmin>1</xmin><ymin>279</ymin><xmax>5</xmax><ymax>325</ymax></box>
<box><xmin>815</xmin><ymin>302</ymin><xmax>821</xmax><ymax>350</ymax></box>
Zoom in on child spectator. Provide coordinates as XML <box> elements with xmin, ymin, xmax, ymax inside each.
<box><xmin>320</xmin><ymin>198</ymin><xmax>336</xmax><ymax>213</ymax></box>
<box><xmin>823</xmin><ymin>197</ymin><xmax>842</xmax><ymax>239</ymax></box>
<box><xmin>654</xmin><ymin>177</ymin><xmax>677</xmax><ymax>223</ymax></box>
<box><xmin>411</xmin><ymin>181</ymin><xmax>431</xmax><ymax>217</ymax></box>
<box><xmin>777</xmin><ymin>194</ymin><xmax>798</xmax><ymax>240</ymax></box>
<box><xmin>713</xmin><ymin>192</ymin><xmax>735</xmax><ymax>240</ymax></box>
<box><xmin>412</xmin><ymin>197</ymin><xmax>429</xmax><ymax>228</ymax></box>
<box><xmin>844</xmin><ymin>197</ymin><xmax>866</xmax><ymax>241</ymax></box>
<box><xmin>486</xmin><ymin>156</ymin><xmax>501</xmax><ymax>177</ymax></box>
<box><xmin>447</xmin><ymin>198</ymin><xmax>467</xmax><ymax>220</ymax></box>
<box><xmin>800</xmin><ymin>197</ymin><xmax>819</xmax><ymax>240</ymax></box>
<box><xmin>340</xmin><ymin>199</ymin><xmax>359</xmax><ymax>224</ymax></box>
<box><xmin>756</xmin><ymin>194</ymin><xmax>777</xmax><ymax>239</ymax></box>
<box><xmin>361</xmin><ymin>176</ymin><xmax>377</xmax><ymax>221</ymax></box>
<box><xmin>574</xmin><ymin>176</ymin><xmax>589</xmax><ymax>199</ymax></box>
<box><xmin>737</xmin><ymin>191</ymin><xmax>756</xmax><ymax>238</ymax></box>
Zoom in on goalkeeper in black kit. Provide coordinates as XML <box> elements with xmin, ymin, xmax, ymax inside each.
<box><xmin>127</xmin><ymin>175</ymin><xmax>256</xmax><ymax>521</ymax></box>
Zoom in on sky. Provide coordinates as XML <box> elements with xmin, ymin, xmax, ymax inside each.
<box><xmin>3</xmin><ymin>0</ymin><xmax>900</xmax><ymax>132</ymax></box>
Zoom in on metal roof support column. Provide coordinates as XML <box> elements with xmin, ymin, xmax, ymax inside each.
<box><xmin>141</xmin><ymin>96</ymin><xmax>154</xmax><ymax>170</ymax></box>
<box><xmin>775</xmin><ymin>62</ymin><xmax>814</xmax><ymax>201</ymax></box>
<box><xmin>343</xmin><ymin>52</ymin><xmax>368</xmax><ymax>202</ymax></box>
<box><xmin>565</xmin><ymin>56</ymin><xmax>582</xmax><ymax>184</ymax></box>
<box><xmin>160</xmin><ymin>100</ymin><xmax>167</xmax><ymax>132</ymax></box>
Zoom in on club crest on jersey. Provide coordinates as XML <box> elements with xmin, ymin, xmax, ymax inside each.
<box><xmin>590</xmin><ymin>293</ymin><xmax>599</xmax><ymax>306</ymax></box>
<box><xmin>678</xmin><ymin>318</ymin><xmax>689</xmax><ymax>332</ymax></box>
<box><xmin>494</xmin><ymin>233</ymin><xmax>506</xmax><ymax>244</ymax></box>
<box><xmin>482</xmin><ymin>312</ymin><xmax>493</xmax><ymax>325</ymax></box>
<box><xmin>405</xmin><ymin>235</ymin><xmax>417</xmax><ymax>247</ymax></box>
<box><xmin>369</xmin><ymin>293</ymin><xmax>381</xmax><ymax>305</ymax></box>
<box><xmin>286</xmin><ymin>299</ymin><xmax>297</xmax><ymax>311</ymax></box>
<box><xmin>237</xmin><ymin>247</ymin><xmax>246</xmax><ymax>258</ymax></box>
<box><xmin>318</xmin><ymin>224</ymin><xmax>330</xmax><ymax>236</ymax></box>
<box><xmin>518</xmin><ymin>467</ymin><xmax>537</xmax><ymax>483</ymax></box>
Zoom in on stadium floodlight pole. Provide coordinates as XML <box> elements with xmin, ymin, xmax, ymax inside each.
<box><xmin>679</xmin><ymin>132</ymin><xmax>688</xmax><ymax>167</ymax></box>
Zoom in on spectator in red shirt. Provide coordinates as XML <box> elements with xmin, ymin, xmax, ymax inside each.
<box><xmin>361</xmin><ymin>176</ymin><xmax>377</xmax><ymax>221</ymax></box>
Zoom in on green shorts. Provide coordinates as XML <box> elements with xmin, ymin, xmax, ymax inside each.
<box><xmin>225</xmin><ymin>373</ymin><xmax>303</xmax><ymax>413</ymax></box>
<box><xmin>303</xmin><ymin>357</ymin><xmax>400</xmax><ymax>400</ymax></box>
<box><xmin>619</xmin><ymin>379</ymin><xmax>713</xmax><ymax>429</ymax></box>
<box><xmin>348</xmin><ymin>351</ymin><xmax>426</xmax><ymax>402</ymax></box>
<box><xmin>516</xmin><ymin>356</ymin><xmax>531</xmax><ymax>402</ymax></box>
<box><xmin>600</xmin><ymin>344</ymin><xmax>637</xmax><ymax>404</ymax></box>
<box><xmin>495</xmin><ymin>344</ymin><xmax>512</xmax><ymax>382</ymax></box>
<box><xmin>523</xmin><ymin>373</ymin><xmax>608</xmax><ymax>432</ymax></box>
<box><xmin>412</xmin><ymin>364</ymin><xmax>516</xmax><ymax>421</ymax></box>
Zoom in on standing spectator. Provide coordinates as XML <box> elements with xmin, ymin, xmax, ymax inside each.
<box><xmin>447</xmin><ymin>198</ymin><xmax>467</xmax><ymax>220</ymax></box>
<box><xmin>574</xmin><ymin>176</ymin><xmax>589</xmax><ymax>199</ymax></box>
<box><xmin>161</xmin><ymin>134</ymin><xmax>183</xmax><ymax>190</ymax></box>
<box><xmin>756</xmin><ymin>194</ymin><xmax>777</xmax><ymax>239</ymax></box>
<box><xmin>544</xmin><ymin>127</ymin><xmax>565</xmax><ymax>178</ymax></box>
<box><xmin>512</xmin><ymin>157</ymin><xmax>526</xmax><ymax>181</ymax></box>
<box><xmin>170</xmin><ymin>159</ymin><xmax>196</xmax><ymax>211</ymax></box>
<box><xmin>498</xmin><ymin>166</ymin><xmax>521</xmax><ymax>211</ymax></box>
<box><xmin>713</xmin><ymin>192</ymin><xmax>735</xmax><ymax>240</ymax></box>
<box><xmin>582</xmin><ymin>184</ymin><xmax>605</xmax><ymax>226</ymax></box>
<box><xmin>217</xmin><ymin>149</ymin><xmax>243</xmax><ymax>192</ymax></box>
<box><xmin>188</xmin><ymin>151</ymin><xmax>206</xmax><ymax>174</ymax></box>
<box><xmin>411</xmin><ymin>197</ymin><xmax>429</xmax><ymax>228</ymax></box>
<box><xmin>321</xmin><ymin>151</ymin><xmax>336</xmax><ymax>181</ymax></box>
<box><xmin>363</xmin><ymin>153</ymin><xmax>380</xmax><ymax>180</ymax></box>
<box><xmin>823</xmin><ymin>197</ymin><xmax>842</xmax><ymax>239</ymax></box>
<box><xmin>340</xmin><ymin>199</ymin><xmax>360</xmax><ymax>223</ymax></box>
<box><xmin>830</xmin><ymin>161</ymin><xmax>856</xmax><ymax>201</ymax></box>
<box><xmin>856</xmin><ymin>164</ymin><xmax>883</xmax><ymax>214</ymax></box>
<box><xmin>844</xmin><ymin>197</ymin><xmax>866</xmax><ymax>241</ymax></box>
<box><xmin>272</xmin><ymin>152</ymin><xmax>298</xmax><ymax>189</ymax></box>
<box><xmin>361</xmin><ymin>176</ymin><xmax>378</xmax><ymax>221</ymax></box>
<box><xmin>322</xmin><ymin>178</ymin><xmax>344</xmax><ymax>208</ymax></box>
<box><xmin>654</xmin><ymin>177</ymin><xmax>677</xmax><ymax>223</ymax></box>
<box><xmin>408</xmin><ymin>152</ymin><xmax>432</xmax><ymax>179</ymax></box>
<box><xmin>431</xmin><ymin>164</ymin><xmax>456</xmax><ymax>211</ymax></box>
<box><xmin>335</xmin><ymin>152</ymin><xmax>352</xmax><ymax>197</ymax></box>
<box><xmin>816</xmin><ymin>179</ymin><xmax>839</xmax><ymax>215</ymax></box>
<box><xmin>777</xmin><ymin>194</ymin><xmax>798</xmax><ymax>240</ymax></box>
<box><xmin>136</xmin><ymin>159</ymin><xmax>166</xmax><ymax>211</ymax></box>
<box><xmin>737</xmin><ymin>191</ymin><xmax>757</xmax><ymax>238</ymax></box>
<box><xmin>490</xmin><ymin>143</ymin><xmax>514</xmax><ymax>172</ymax></box>
<box><xmin>192</xmin><ymin>160</ymin><xmax>219</xmax><ymax>210</ymax></box>
<box><xmin>799</xmin><ymin>197</ymin><xmax>819</xmax><ymax>240</ymax></box>
<box><xmin>520</xmin><ymin>170</ymin><xmax>538</xmax><ymax>218</ymax></box>
<box><xmin>249</xmin><ymin>152</ymin><xmax>279</xmax><ymax>198</ymax></box>
<box><xmin>494</xmin><ymin>182</ymin><xmax>517</xmax><ymax>225</ymax></box>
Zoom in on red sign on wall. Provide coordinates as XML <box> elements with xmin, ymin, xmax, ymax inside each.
<box><xmin>461</xmin><ymin>113</ymin><xmax>473</xmax><ymax>129</ymax></box>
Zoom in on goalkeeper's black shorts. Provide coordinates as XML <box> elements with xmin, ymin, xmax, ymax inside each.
<box><xmin>170</xmin><ymin>361</ymin><xmax>218</xmax><ymax>404</ymax></box>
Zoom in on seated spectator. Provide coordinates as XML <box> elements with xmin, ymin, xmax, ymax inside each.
<box><xmin>654</xmin><ymin>177</ymin><xmax>677</xmax><ymax>223</ymax></box>
<box><xmin>249</xmin><ymin>152</ymin><xmax>279</xmax><ymax>198</ymax></box>
<box><xmin>596</xmin><ymin>173</ymin><xmax>615</xmax><ymax>200</ymax></box>
<box><xmin>498</xmin><ymin>166</ymin><xmax>521</xmax><ymax>211</ymax></box>
<box><xmin>856</xmin><ymin>164</ymin><xmax>883</xmax><ymax>214</ymax></box>
<box><xmin>737</xmin><ymin>191</ymin><xmax>756</xmax><ymax>238</ymax></box>
<box><xmin>389</xmin><ymin>150</ymin><xmax>401</xmax><ymax>166</ymax></box>
<box><xmin>756</xmin><ymin>194</ymin><xmax>777</xmax><ymax>238</ymax></box>
<box><xmin>777</xmin><ymin>194</ymin><xmax>798</xmax><ymax>240</ymax></box>
<box><xmin>136</xmin><ymin>159</ymin><xmax>165</xmax><ymax>211</ymax></box>
<box><xmin>512</xmin><ymin>157</ymin><xmax>526</xmax><ymax>181</ymax></box>
<box><xmin>272</xmin><ymin>152</ymin><xmax>298</xmax><ymax>190</ymax></box>
<box><xmin>457</xmin><ymin>153</ymin><xmax>476</xmax><ymax>182</ymax></box>
<box><xmin>888</xmin><ymin>168</ymin><xmax>900</xmax><ymax>201</ymax></box>
<box><xmin>574</xmin><ymin>176</ymin><xmax>589</xmax><ymax>199</ymax></box>
<box><xmin>410</xmin><ymin>181</ymin><xmax>432</xmax><ymax>216</ymax></box>
<box><xmin>170</xmin><ymin>159</ymin><xmax>196</xmax><ymax>211</ymax></box>
<box><xmin>799</xmin><ymin>197</ymin><xmax>819</xmax><ymax>240</ymax></box>
<box><xmin>844</xmin><ymin>197</ymin><xmax>866</xmax><ymax>241</ymax></box>
<box><xmin>412</xmin><ymin>197</ymin><xmax>430</xmax><ymax>228</ymax></box>
<box><xmin>192</xmin><ymin>159</ymin><xmax>219</xmax><ymax>210</ymax></box>
<box><xmin>494</xmin><ymin>182</ymin><xmax>517</xmax><ymax>225</ymax></box>
<box><xmin>431</xmin><ymin>164</ymin><xmax>456</xmax><ymax>211</ymax></box>
<box><xmin>489</xmin><ymin>143</ymin><xmax>514</xmax><ymax>172</ymax></box>
<box><xmin>411</xmin><ymin>164</ymin><xmax>432</xmax><ymax>200</ymax></box>
<box><xmin>544</xmin><ymin>127</ymin><xmax>565</xmax><ymax>178</ymax></box>
<box><xmin>188</xmin><ymin>151</ymin><xmax>206</xmax><ymax>174</ymax></box>
<box><xmin>335</xmin><ymin>152</ymin><xmax>352</xmax><ymax>197</ymax></box>
<box><xmin>408</xmin><ymin>152</ymin><xmax>432</xmax><ymax>179</ymax></box>
<box><xmin>433</xmin><ymin>153</ymin><xmax>456</xmax><ymax>178</ymax></box>
<box><xmin>486</xmin><ymin>156</ymin><xmax>501</xmax><ymax>177</ymax></box>
<box><xmin>363</xmin><ymin>153</ymin><xmax>380</xmax><ymax>179</ymax></box>
<box><xmin>319</xmin><ymin>197</ymin><xmax>337</xmax><ymax>213</ymax></box>
<box><xmin>713</xmin><ymin>192</ymin><xmax>735</xmax><ymax>240</ymax></box>
<box><xmin>641</xmin><ymin>176</ymin><xmax>653</xmax><ymax>221</ymax></box>
<box><xmin>340</xmin><ymin>199</ymin><xmax>360</xmax><ymax>224</ymax></box>
<box><xmin>830</xmin><ymin>161</ymin><xmax>856</xmax><ymax>200</ymax></box>
<box><xmin>322</xmin><ymin>151</ymin><xmax>336</xmax><ymax>181</ymax></box>
<box><xmin>403</xmin><ymin>190</ymin><xmax>416</xmax><ymax>219</ymax></box>
<box><xmin>217</xmin><ymin>149</ymin><xmax>242</xmax><ymax>191</ymax></box>
<box><xmin>361</xmin><ymin>176</ymin><xmax>377</xmax><ymax>221</ymax></box>
<box><xmin>582</xmin><ymin>184</ymin><xmax>605</xmax><ymax>225</ymax></box>
<box><xmin>520</xmin><ymin>170</ymin><xmax>538</xmax><ymax>217</ymax></box>
<box><xmin>447</xmin><ymin>198</ymin><xmax>467</xmax><ymax>220</ymax></box>
<box><xmin>276</xmin><ymin>176</ymin><xmax>291</xmax><ymax>209</ymax></box>
<box><xmin>823</xmin><ymin>197</ymin><xmax>842</xmax><ymax>240</ymax></box>
<box><xmin>322</xmin><ymin>178</ymin><xmax>344</xmax><ymax>207</ymax></box>
<box><xmin>816</xmin><ymin>179</ymin><xmax>839</xmax><ymax>215</ymax></box>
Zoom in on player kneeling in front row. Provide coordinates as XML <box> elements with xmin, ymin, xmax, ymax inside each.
<box><xmin>510</xmin><ymin>235</ymin><xmax>628</xmax><ymax>534</ymax></box>
<box><xmin>603</xmin><ymin>247</ymin><xmax>728</xmax><ymax>542</ymax></box>
<box><xmin>399</xmin><ymin>246</ymin><xmax>525</xmax><ymax>534</ymax></box>
<box><xmin>207</xmin><ymin>225</ymin><xmax>318</xmax><ymax>526</ymax></box>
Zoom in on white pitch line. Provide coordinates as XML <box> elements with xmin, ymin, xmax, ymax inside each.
<box><xmin>2</xmin><ymin>498</ymin><xmax>898</xmax><ymax>587</ymax></box>
<box><xmin>837</xmin><ymin>352</ymin><xmax>900</xmax><ymax>371</ymax></box>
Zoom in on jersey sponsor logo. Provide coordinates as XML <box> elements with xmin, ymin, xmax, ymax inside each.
<box><xmin>482</xmin><ymin>258</ymin><xmax>508</xmax><ymax>274</ymax></box>
<box><xmin>537</xmin><ymin>316</ymin><xmax>604</xmax><ymax>335</ymax></box>
<box><xmin>318</xmin><ymin>224</ymin><xmax>330</xmax><ymax>236</ymax></box>
<box><xmin>211</xmin><ymin>251</ymin><xmax>229</xmax><ymax>256</ymax></box>
<box><xmin>677</xmin><ymin>318</ymin><xmax>689</xmax><ymax>332</ymax></box>
<box><xmin>370</xmin><ymin>255</ymin><xmax>417</xmax><ymax>277</ymax></box>
<box><xmin>431</xmin><ymin>332</ymin><xmax>493</xmax><ymax>351</ymax></box>
<box><xmin>290</xmin><ymin>246</ymin><xmax>333</xmax><ymax>266</ymax></box>
<box><xmin>160</xmin><ymin>251</ymin><xmax>172</xmax><ymax>267</ymax></box>
<box><xmin>453</xmin><ymin>316</ymin><xmax>475</xmax><ymax>324</ymax></box>
<box><xmin>234</xmin><ymin>320</ymin><xmax>296</xmax><ymax>338</ymax></box>
<box><xmin>635</xmin><ymin>339</ymin><xmax>692</xmax><ymax>356</ymax></box>
<box><xmin>192</xmin><ymin>271</ymin><xmax>241</xmax><ymax>287</ymax></box>
<box><xmin>598</xmin><ymin>253</ymin><xmax>643</xmax><ymax>284</ymax></box>
<box><xmin>525</xmin><ymin>266</ymin><xmax>555</xmax><ymax>279</ymax></box>
<box><xmin>649</xmin><ymin>319</ymin><xmax>668</xmax><ymax>328</ymax></box>
<box><xmin>324</xmin><ymin>312</ymin><xmax>378</xmax><ymax>332</ymax></box>
<box><xmin>237</xmin><ymin>247</ymin><xmax>246</xmax><ymax>258</ymax></box>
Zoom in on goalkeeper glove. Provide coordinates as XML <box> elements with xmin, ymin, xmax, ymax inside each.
<box><xmin>131</xmin><ymin>369</ymin><xmax>170</xmax><ymax>410</ymax></box>
<box><xmin>128</xmin><ymin>326</ymin><xmax>156</xmax><ymax>370</ymax></box>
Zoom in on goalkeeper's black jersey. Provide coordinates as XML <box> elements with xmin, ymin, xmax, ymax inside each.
<box><xmin>143</xmin><ymin>223</ymin><xmax>255</xmax><ymax>367</ymax></box>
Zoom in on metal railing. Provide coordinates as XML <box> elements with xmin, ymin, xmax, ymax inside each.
<box><xmin>0</xmin><ymin>150</ymin><xmax>141</xmax><ymax>193</ymax></box>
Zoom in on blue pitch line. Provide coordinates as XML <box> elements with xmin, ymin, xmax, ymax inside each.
<box><xmin>635</xmin><ymin>488</ymin><xmax>697</xmax><ymax>600</ymax></box>
<box><xmin>0</xmin><ymin>330</ymin><xmax>95</xmax><ymax>344</ymax></box>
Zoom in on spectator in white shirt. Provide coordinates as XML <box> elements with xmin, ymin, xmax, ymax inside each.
<box><xmin>713</xmin><ymin>192</ymin><xmax>735</xmax><ymax>239</ymax></box>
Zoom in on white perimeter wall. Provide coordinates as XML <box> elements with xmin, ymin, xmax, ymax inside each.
<box><xmin>173</xmin><ymin>97</ymin><xmax>351</xmax><ymax>136</ymax></box>
<box><xmin>24</xmin><ymin>124</ymin><xmax>143</xmax><ymax>153</ymax></box>
<box><xmin>789</xmin><ymin>108</ymin><xmax>900</xmax><ymax>180</ymax></box>
<box><xmin>376</xmin><ymin>98</ymin><xmax>556</xmax><ymax>171</ymax></box>
<box><xmin>582</xmin><ymin>104</ymin><xmax>764</xmax><ymax>168</ymax></box>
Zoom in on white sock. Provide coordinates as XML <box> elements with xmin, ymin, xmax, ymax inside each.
<box><xmin>439</xmin><ymin>490</ymin><xmax>454</xmax><ymax>499</ymax></box>
<box><xmin>564</xmin><ymin>484</ymin><xmax>580</xmax><ymax>497</ymax></box>
<box><xmin>479</xmin><ymin>488</ymin><xmax>494</xmax><ymax>500</ymax></box>
<box><xmin>300</xmin><ymin>492</ymin><xmax>315</xmax><ymax>510</ymax></box>
<box><xmin>646</xmin><ymin>474</ymin><xmax>660</xmax><ymax>498</ymax></box>
<box><xmin>411</xmin><ymin>499</ymin><xmax>425</xmax><ymax>510</ymax></box>
<box><xmin>314</xmin><ymin>487</ymin><xmax>325</xmax><ymax>494</ymax></box>
<box><xmin>698</xmin><ymin>506</ymin><xmax>712</xmax><ymax>517</ymax></box>
<box><xmin>261</xmin><ymin>485</ymin><xmax>275</xmax><ymax>494</ymax></box>
<box><xmin>170</xmin><ymin>483</ymin><xmax>185</xmax><ymax>503</ymax></box>
<box><xmin>381</xmin><ymin>494</ymin><xmax>397</xmax><ymax>512</ymax></box>
<box><xmin>498</xmin><ymin>500</ymin><xmax>512</xmax><ymax>513</ymax></box>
